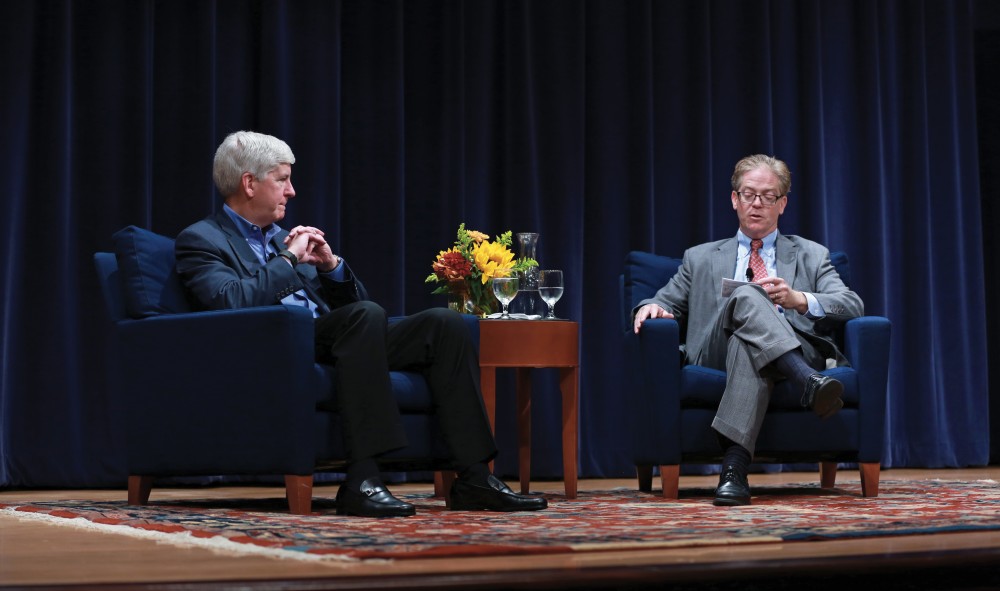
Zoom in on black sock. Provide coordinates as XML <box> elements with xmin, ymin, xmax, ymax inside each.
<box><xmin>717</xmin><ymin>434</ymin><xmax>752</xmax><ymax>473</ymax></box>
<box><xmin>457</xmin><ymin>462</ymin><xmax>491</xmax><ymax>486</ymax></box>
<box><xmin>345</xmin><ymin>458</ymin><xmax>380</xmax><ymax>488</ymax></box>
<box><xmin>773</xmin><ymin>349</ymin><xmax>815</xmax><ymax>391</ymax></box>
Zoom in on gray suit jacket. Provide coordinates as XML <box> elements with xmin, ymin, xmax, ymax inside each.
<box><xmin>175</xmin><ymin>211</ymin><xmax>367</xmax><ymax>314</ymax></box>
<box><xmin>637</xmin><ymin>233</ymin><xmax>864</xmax><ymax>365</ymax></box>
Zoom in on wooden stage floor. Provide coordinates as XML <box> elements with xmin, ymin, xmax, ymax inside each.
<box><xmin>2</xmin><ymin>468</ymin><xmax>999</xmax><ymax>590</ymax></box>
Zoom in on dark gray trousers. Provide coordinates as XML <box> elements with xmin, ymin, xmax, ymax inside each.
<box><xmin>693</xmin><ymin>284</ymin><xmax>826</xmax><ymax>454</ymax></box>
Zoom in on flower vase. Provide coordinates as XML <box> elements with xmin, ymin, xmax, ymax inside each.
<box><xmin>447</xmin><ymin>292</ymin><xmax>467</xmax><ymax>314</ymax></box>
<box><xmin>447</xmin><ymin>280</ymin><xmax>492</xmax><ymax>317</ymax></box>
<box><xmin>515</xmin><ymin>232</ymin><xmax>541</xmax><ymax>316</ymax></box>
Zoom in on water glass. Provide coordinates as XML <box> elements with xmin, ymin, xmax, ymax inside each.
<box><xmin>538</xmin><ymin>269</ymin><xmax>564</xmax><ymax>319</ymax></box>
<box><xmin>491</xmin><ymin>273</ymin><xmax>520</xmax><ymax>319</ymax></box>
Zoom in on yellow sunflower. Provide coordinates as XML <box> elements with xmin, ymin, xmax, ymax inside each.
<box><xmin>472</xmin><ymin>240</ymin><xmax>516</xmax><ymax>283</ymax></box>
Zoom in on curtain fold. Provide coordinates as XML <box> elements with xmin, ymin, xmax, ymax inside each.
<box><xmin>0</xmin><ymin>0</ymin><xmax>989</xmax><ymax>487</ymax></box>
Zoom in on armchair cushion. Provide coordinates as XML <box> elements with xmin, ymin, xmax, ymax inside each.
<box><xmin>680</xmin><ymin>365</ymin><xmax>859</xmax><ymax>410</ymax></box>
<box><xmin>112</xmin><ymin>225</ymin><xmax>191</xmax><ymax>318</ymax></box>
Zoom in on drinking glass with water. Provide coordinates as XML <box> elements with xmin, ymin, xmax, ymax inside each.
<box><xmin>538</xmin><ymin>269</ymin><xmax>563</xmax><ymax>320</ymax></box>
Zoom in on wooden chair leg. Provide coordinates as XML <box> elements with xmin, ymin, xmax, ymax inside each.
<box><xmin>636</xmin><ymin>465</ymin><xmax>653</xmax><ymax>493</ymax></box>
<box><xmin>434</xmin><ymin>472</ymin><xmax>444</xmax><ymax>497</ymax></box>
<box><xmin>284</xmin><ymin>475</ymin><xmax>314</xmax><ymax>515</ymax></box>
<box><xmin>434</xmin><ymin>471</ymin><xmax>457</xmax><ymax>504</ymax></box>
<box><xmin>660</xmin><ymin>465</ymin><xmax>680</xmax><ymax>499</ymax></box>
<box><xmin>820</xmin><ymin>461</ymin><xmax>838</xmax><ymax>488</ymax></box>
<box><xmin>859</xmin><ymin>462</ymin><xmax>881</xmax><ymax>497</ymax></box>
<box><xmin>127</xmin><ymin>475</ymin><xmax>153</xmax><ymax>506</ymax></box>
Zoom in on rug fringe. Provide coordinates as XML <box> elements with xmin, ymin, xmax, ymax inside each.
<box><xmin>0</xmin><ymin>507</ymin><xmax>371</xmax><ymax>565</ymax></box>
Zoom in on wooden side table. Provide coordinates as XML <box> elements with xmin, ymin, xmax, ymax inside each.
<box><xmin>478</xmin><ymin>319</ymin><xmax>579</xmax><ymax>498</ymax></box>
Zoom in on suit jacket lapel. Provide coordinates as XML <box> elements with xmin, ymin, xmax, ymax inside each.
<box><xmin>710</xmin><ymin>238</ymin><xmax>738</xmax><ymax>308</ymax></box>
<box><xmin>775</xmin><ymin>233</ymin><xmax>798</xmax><ymax>282</ymax></box>
<box><xmin>712</xmin><ymin>239</ymin><xmax>738</xmax><ymax>280</ymax></box>
<box><xmin>212</xmin><ymin>211</ymin><xmax>263</xmax><ymax>275</ymax></box>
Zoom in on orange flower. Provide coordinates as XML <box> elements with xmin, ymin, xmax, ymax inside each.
<box><xmin>466</xmin><ymin>230</ymin><xmax>489</xmax><ymax>243</ymax></box>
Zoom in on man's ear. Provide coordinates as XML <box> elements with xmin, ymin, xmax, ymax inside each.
<box><xmin>241</xmin><ymin>172</ymin><xmax>256</xmax><ymax>197</ymax></box>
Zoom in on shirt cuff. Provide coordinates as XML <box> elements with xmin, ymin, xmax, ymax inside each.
<box><xmin>804</xmin><ymin>292</ymin><xmax>825</xmax><ymax>318</ymax></box>
<box><xmin>322</xmin><ymin>259</ymin><xmax>346</xmax><ymax>281</ymax></box>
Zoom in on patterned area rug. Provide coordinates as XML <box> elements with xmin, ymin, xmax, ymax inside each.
<box><xmin>2</xmin><ymin>479</ymin><xmax>998</xmax><ymax>562</ymax></box>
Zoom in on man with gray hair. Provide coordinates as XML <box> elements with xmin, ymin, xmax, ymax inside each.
<box><xmin>632</xmin><ymin>154</ymin><xmax>863</xmax><ymax>506</ymax></box>
<box><xmin>175</xmin><ymin>131</ymin><xmax>547</xmax><ymax>517</ymax></box>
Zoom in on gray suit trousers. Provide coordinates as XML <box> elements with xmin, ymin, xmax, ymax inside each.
<box><xmin>693</xmin><ymin>284</ymin><xmax>825</xmax><ymax>455</ymax></box>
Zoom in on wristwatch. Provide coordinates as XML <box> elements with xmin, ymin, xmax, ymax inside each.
<box><xmin>276</xmin><ymin>249</ymin><xmax>298</xmax><ymax>266</ymax></box>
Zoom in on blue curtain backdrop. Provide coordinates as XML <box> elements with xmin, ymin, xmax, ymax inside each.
<box><xmin>0</xmin><ymin>0</ymin><xmax>992</xmax><ymax>487</ymax></box>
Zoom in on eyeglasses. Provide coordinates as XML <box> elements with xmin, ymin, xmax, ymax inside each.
<box><xmin>735</xmin><ymin>190</ymin><xmax>783</xmax><ymax>207</ymax></box>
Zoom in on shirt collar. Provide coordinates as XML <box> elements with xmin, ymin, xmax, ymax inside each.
<box><xmin>737</xmin><ymin>229</ymin><xmax>778</xmax><ymax>252</ymax></box>
<box><xmin>223</xmin><ymin>204</ymin><xmax>282</xmax><ymax>245</ymax></box>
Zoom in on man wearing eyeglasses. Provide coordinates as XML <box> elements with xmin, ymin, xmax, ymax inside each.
<box><xmin>631</xmin><ymin>154</ymin><xmax>863</xmax><ymax>507</ymax></box>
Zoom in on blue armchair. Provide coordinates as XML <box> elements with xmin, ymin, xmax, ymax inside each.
<box><xmin>94</xmin><ymin>225</ymin><xmax>469</xmax><ymax>514</ymax></box>
<box><xmin>620</xmin><ymin>250</ymin><xmax>890</xmax><ymax>498</ymax></box>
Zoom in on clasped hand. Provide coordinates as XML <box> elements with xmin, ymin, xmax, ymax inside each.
<box><xmin>284</xmin><ymin>226</ymin><xmax>340</xmax><ymax>272</ymax></box>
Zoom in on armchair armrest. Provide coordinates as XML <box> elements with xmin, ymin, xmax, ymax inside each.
<box><xmin>115</xmin><ymin>305</ymin><xmax>322</xmax><ymax>475</ymax></box>
<box><xmin>625</xmin><ymin>318</ymin><xmax>683</xmax><ymax>465</ymax></box>
<box><xmin>842</xmin><ymin>315</ymin><xmax>892</xmax><ymax>462</ymax></box>
<box><xmin>460</xmin><ymin>313</ymin><xmax>481</xmax><ymax>354</ymax></box>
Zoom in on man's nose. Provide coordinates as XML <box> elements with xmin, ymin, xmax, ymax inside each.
<box><xmin>286</xmin><ymin>180</ymin><xmax>296</xmax><ymax>197</ymax></box>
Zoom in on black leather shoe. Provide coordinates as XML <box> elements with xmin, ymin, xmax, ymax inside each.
<box><xmin>801</xmin><ymin>373</ymin><xmax>844</xmax><ymax>419</ymax></box>
<box><xmin>713</xmin><ymin>465</ymin><xmax>751</xmax><ymax>506</ymax></box>
<box><xmin>449</xmin><ymin>474</ymin><xmax>548</xmax><ymax>512</ymax></box>
<box><xmin>336</xmin><ymin>478</ymin><xmax>415</xmax><ymax>517</ymax></box>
